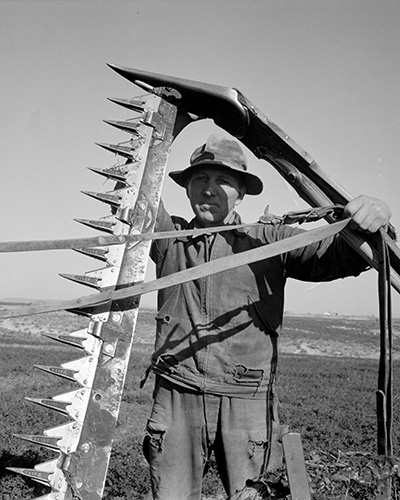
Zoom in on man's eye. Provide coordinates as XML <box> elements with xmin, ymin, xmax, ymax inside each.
<box><xmin>219</xmin><ymin>178</ymin><xmax>232</xmax><ymax>186</ymax></box>
<box><xmin>193</xmin><ymin>175</ymin><xmax>207</xmax><ymax>183</ymax></box>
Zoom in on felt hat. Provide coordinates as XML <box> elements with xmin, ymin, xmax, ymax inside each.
<box><xmin>169</xmin><ymin>134</ymin><xmax>263</xmax><ymax>195</ymax></box>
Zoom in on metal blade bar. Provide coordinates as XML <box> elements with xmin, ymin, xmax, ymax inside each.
<box><xmin>0</xmin><ymin>222</ymin><xmax>264</xmax><ymax>253</ymax></box>
<box><xmin>55</xmin><ymin>94</ymin><xmax>178</xmax><ymax>500</ymax></box>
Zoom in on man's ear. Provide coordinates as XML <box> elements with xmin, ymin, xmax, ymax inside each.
<box><xmin>185</xmin><ymin>179</ymin><xmax>190</xmax><ymax>198</ymax></box>
<box><xmin>235</xmin><ymin>187</ymin><xmax>246</xmax><ymax>206</ymax></box>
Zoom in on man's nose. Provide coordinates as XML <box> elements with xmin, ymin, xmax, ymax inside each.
<box><xmin>203</xmin><ymin>181</ymin><xmax>217</xmax><ymax>196</ymax></box>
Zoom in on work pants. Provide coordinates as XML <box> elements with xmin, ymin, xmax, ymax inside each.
<box><xmin>143</xmin><ymin>378</ymin><xmax>269</xmax><ymax>500</ymax></box>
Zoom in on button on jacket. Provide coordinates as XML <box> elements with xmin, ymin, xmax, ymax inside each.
<box><xmin>149</xmin><ymin>202</ymin><xmax>367</xmax><ymax>398</ymax></box>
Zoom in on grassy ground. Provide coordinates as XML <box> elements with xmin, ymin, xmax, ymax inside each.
<box><xmin>1</xmin><ymin>310</ymin><xmax>399</xmax><ymax>499</ymax></box>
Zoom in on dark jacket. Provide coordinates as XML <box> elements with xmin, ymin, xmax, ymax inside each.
<box><xmin>149</xmin><ymin>202</ymin><xmax>367</xmax><ymax>398</ymax></box>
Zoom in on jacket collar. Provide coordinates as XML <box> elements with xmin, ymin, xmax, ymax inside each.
<box><xmin>174</xmin><ymin>211</ymin><xmax>249</xmax><ymax>243</ymax></box>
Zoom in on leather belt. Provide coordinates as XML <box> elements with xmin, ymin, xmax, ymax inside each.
<box><xmin>0</xmin><ymin>217</ymin><xmax>350</xmax><ymax>319</ymax></box>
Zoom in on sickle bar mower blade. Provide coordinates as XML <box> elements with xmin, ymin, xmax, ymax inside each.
<box><xmin>8</xmin><ymin>88</ymin><xmax>177</xmax><ymax>498</ymax></box>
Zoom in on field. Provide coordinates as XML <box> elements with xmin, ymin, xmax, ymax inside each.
<box><xmin>1</xmin><ymin>306</ymin><xmax>400</xmax><ymax>499</ymax></box>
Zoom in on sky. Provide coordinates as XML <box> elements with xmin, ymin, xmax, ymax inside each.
<box><xmin>1</xmin><ymin>0</ymin><xmax>400</xmax><ymax>317</ymax></box>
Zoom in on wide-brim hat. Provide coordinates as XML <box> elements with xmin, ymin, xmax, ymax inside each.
<box><xmin>169</xmin><ymin>134</ymin><xmax>263</xmax><ymax>195</ymax></box>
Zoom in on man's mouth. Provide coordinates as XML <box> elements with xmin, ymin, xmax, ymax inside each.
<box><xmin>199</xmin><ymin>203</ymin><xmax>215</xmax><ymax>210</ymax></box>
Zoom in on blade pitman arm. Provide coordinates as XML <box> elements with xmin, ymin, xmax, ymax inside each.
<box><xmin>107</xmin><ymin>64</ymin><xmax>400</xmax><ymax>292</ymax></box>
<box><xmin>107</xmin><ymin>64</ymin><xmax>250</xmax><ymax>138</ymax></box>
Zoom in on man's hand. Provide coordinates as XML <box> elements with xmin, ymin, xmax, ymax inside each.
<box><xmin>343</xmin><ymin>195</ymin><xmax>392</xmax><ymax>233</ymax></box>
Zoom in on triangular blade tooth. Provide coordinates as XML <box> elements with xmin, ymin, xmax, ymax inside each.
<box><xmin>34</xmin><ymin>364</ymin><xmax>79</xmax><ymax>384</ymax></box>
<box><xmin>9</xmin><ymin>458</ymin><xmax>62</xmax><ymax>489</ymax></box>
<box><xmin>26</xmin><ymin>389</ymin><xmax>90</xmax><ymax>420</ymax></box>
<box><xmin>81</xmin><ymin>190</ymin><xmax>122</xmax><ymax>207</ymax></box>
<box><xmin>6</xmin><ymin>466</ymin><xmax>54</xmax><ymax>487</ymax></box>
<box><xmin>43</xmin><ymin>325</ymin><xmax>103</xmax><ymax>352</ymax></box>
<box><xmin>107</xmin><ymin>96</ymin><xmax>147</xmax><ymax>112</ymax></box>
<box><xmin>25</xmin><ymin>397</ymin><xmax>72</xmax><ymax>417</ymax></box>
<box><xmin>45</xmin><ymin>421</ymin><xmax>78</xmax><ymax>438</ymax></box>
<box><xmin>75</xmin><ymin>243</ymin><xmax>125</xmax><ymax>267</ymax></box>
<box><xmin>103</xmin><ymin>118</ymin><xmax>142</xmax><ymax>135</ymax></box>
<box><xmin>66</xmin><ymin>307</ymin><xmax>96</xmax><ymax>318</ymax></box>
<box><xmin>14</xmin><ymin>433</ymin><xmax>62</xmax><ymax>451</ymax></box>
<box><xmin>73</xmin><ymin>246</ymin><xmax>110</xmax><ymax>262</ymax></box>
<box><xmin>74</xmin><ymin>217</ymin><xmax>117</xmax><ymax>233</ymax></box>
<box><xmin>61</xmin><ymin>266</ymin><xmax>119</xmax><ymax>290</ymax></box>
<box><xmin>42</xmin><ymin>332</ymin><xmax>87</xmax><ymax>349</ymax></box>
<box><xmin>88</xmin><ymin>165</ymin><xmax>131</xmax><ymax>183</ymax></box>
<box><xmin>96</xmin><ymin>141</ymin><xmax>142</xmax><ymax>160</ymax></box>
<box><xmin>60</xmin><ymin>356</ymin><xmax>99</xmax><ymax>387</ymax></box>
<box><xmin>39</xmin><ymin>356</ymin><xmax>101</xmax><ymax>388</ymax></box>
<box><xmin>41</xmin><ymin>328</ymin><xmax>92</xmax><ymax>350</ymax></box>
<box><xmin>35</xmin><ymin>458</ymin><xmax>60</xmax><ymax>471</ymax></box>
<box><xmin>67</xmin><ymin>302</ymin><xmax>111</xmax><ymax>319</ymax></box>
<box><xmin>52</xmin><ymin>389</ymin><xmax>90</xmax><ymax>420</ymax></box>
<box><xmin>44</xmin><ymin>421</ymin><xmax>82</xmax><ymax>451</ymax></box>
<box><xmin>59</xmin><ymin>273</ymin><xmax>101</xmax><ymax>290</ymax></box>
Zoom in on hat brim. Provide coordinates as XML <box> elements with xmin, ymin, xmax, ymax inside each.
<box><xmin>169</xmin><ymin>161</ymin><xmax>263</xmax><ymax>196</ymax></box>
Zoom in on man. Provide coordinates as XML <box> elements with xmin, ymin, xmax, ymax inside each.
<box><xmin>143</xmin><ymin>134</ymin><xmax>391</xmax><ymax>500</ymax></box>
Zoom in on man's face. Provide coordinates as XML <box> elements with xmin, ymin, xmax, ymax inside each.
<box><xmin>186</xmin><ymin>166</ymin><xmax>245</xmax><ymax>227</ymax></box>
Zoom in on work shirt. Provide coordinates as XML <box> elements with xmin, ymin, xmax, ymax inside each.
<box><xmin>149</xmin><ymin>202</ymin><xmax>367</xmax><ymax>398</ymax></box>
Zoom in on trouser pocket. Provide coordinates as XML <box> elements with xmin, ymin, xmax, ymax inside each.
<box><xmin>143</xmin><ymin>419</ymin><xmax>168</xmax><ymax>464</ymax></box>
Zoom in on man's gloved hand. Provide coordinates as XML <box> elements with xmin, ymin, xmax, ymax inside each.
<box><xmin>343</xmin><ymin>195</ymin><xmax>392</xmax><ymax>233</ymax></box>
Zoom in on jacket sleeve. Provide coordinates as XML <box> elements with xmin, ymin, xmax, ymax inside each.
<box><xmin>150</xmin><ymin>200</ymin><xmax>188</xmax><ymax>265</ymax></box>
<box><xmin>276</xmin><ymin>225</ymin><xmax>370</xmax><ymax>282</ymax></box>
